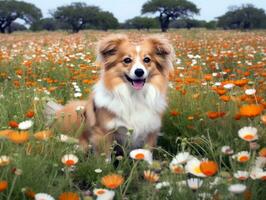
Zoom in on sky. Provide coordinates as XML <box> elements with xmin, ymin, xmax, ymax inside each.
<box><xmin>22</xmin><ymin>0</ymin><xmax>266</xmax><ymax>22</ymax></box>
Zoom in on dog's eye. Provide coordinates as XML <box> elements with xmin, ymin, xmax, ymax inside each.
<box><xmin>123</xmin><ymin>57</ymin><xmax>132</xmax><ymax>64</ymax></box>
<box><xmin>143</xmin><ymin>57</ymin><xmax>151</xmax><ymax>63</ymax></box>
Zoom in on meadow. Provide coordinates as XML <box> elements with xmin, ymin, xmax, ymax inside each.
<box><xmin>0</xmin><ymin>30</ymin><xmax>266</xmax><ymax>200</ymax></box>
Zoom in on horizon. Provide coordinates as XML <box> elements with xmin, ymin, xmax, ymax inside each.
<box><xmin>21</xmin><ymin>0</ymin><xmax>266</xmax><ymax>22</ymax></box>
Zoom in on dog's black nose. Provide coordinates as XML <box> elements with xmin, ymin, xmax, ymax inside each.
<box><xmin>134</xmin><ymin>68</ymin><xmax>144</xmax><ymax>77</ymax></box>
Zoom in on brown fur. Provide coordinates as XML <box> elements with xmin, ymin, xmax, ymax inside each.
<box><xmin>53</xmin><ymin>34</ymin><xmax>175</xmax><ymax>154</ymax></box>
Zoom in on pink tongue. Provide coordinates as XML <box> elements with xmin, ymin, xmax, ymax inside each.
<box><xmin>132</xmin><ymin>81</ymin><xmax>144</xmax><ymax>90</ymax></box>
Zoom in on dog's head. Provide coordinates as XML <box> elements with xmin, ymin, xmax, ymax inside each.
<box><xmin>96</xmin><ymin>34</ymin><xmax>175</xmax><ymax>91</ymax></box>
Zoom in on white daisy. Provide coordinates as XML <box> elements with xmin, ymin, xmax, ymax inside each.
<box><xmin>95</xmin><ymin>168</ymin><xmax>102</xmax><ymax>173</ymax></box>
<box><xmin>172</xmin><ymin>152</ymin><xmax>193</xmax><ymax>165</ymax></box>
<box><xmin>35</xmin><ymin>193</ymin><xmax>55</xmax><ymax>200</ymax></box>
<box><xmin>221</xmin><ymin>146</ymin><xmax>234</xmax><ymax>155</ymax></box>
<box><xmin>233</xmin><ymin>171</ymin><xmax>249</xmax><ymax>180</ymax></box>
<box><xmin>18</xmin><ymin>120</ymin><xmax>33</xmax><ymax>130</ymax></box>
<box><xmin>187</xmin><ymin>178</ymin><xmax>203</xmax><ymax>190</ymax></box>
<box><xmin>232</xmin><ymin>151</ymin><xmax>250</xmax><ymax>163</ymax></box>
<box><xmin>93</xmin><ymin>188</ymin><xmax>115</xmax><ymax>200</ymax></box>
<box><xmin>223</xmin><ymin>83</ymin><xmax>235</xmax><ymax>89</ymax></box>
<box><xmin>250</xmin><ymin>167</ymin><xmax>263</xmax><ymax>180</ymax></box>
<box><xmin>74</xmin><ymin>92</ymin><xmax>82</xmax><ymax>98</ymax></box>
<box><xmin>228</xmin><ymin>184</ymin><xmax>246</xmax><ymax>194</ymax></box>
<box><xmin>185</xmin><ymin>158</ymin><xmax>206</xmax><ymax>177</ymax></box>
<box><xmin>238</xmin><ymin>126</ymin><xmax>258</xmax><ymax>142</ymax></box>
<box><xmin>155</xmin><ymin>181</ymin><xmax>170</xmax><ymax>189</ymax></box>
<box><xmin>0</xmin><ymin>155</ymin><xmax>10</xmax><ymax>166</ymax></box>
<box><xmin>129</xmin><ymin>149</ymin><xmax>153</xmax><ymax>164</ymax></box>
<box><xmin>245</xmin><ymin>88</ymin><xmax>256</xmax><ymax>95</ymax></box>
<box><xmin>61</xmin><ymin>154</ymin><xmax>78</xmax><ymax>166</ymax></box>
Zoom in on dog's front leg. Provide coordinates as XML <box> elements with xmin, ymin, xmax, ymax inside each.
<box><xmin>145</xmin><ymin>132</ymin><xmax>159</xmax><ymax>150</ymax></box>
<box><xmin>90</xmin><ymin>127</ymin><xmax>113</xmax><ymax>159</ymax></box>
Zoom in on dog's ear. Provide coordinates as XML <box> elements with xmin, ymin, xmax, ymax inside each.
<box><xmin>146</xmin><ymin>35</ymin><xmax>175</xmax><ymax>72</ymax></box>
<box><xmin>96</xmin><ymin>34</ymin><xmax>128</xmax><ymax>66</ymax></box>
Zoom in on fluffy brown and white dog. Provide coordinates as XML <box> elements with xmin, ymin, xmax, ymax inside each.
<box><xmin>46</xmin><ymin>34</ymin><xmax>175</xmax><ymax>156</ymax></box>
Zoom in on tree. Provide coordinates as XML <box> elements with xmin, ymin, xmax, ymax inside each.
<box><xmin>31</xmin><ymin>18</ymin><xmax>60</xmax><ymax>31</ymax></box>
<box><xmin>142</xmin><ymin>0</ymin><xmax>199</xmax><ymax>32</ymax></box>
<box><xmin>124</xmin><ymin>16</ymin><xmax>159</xmax><ymax>30</ymax></box>
<box><xmin>10</xmin><ymin>22</ymin><xmax>27</xmax><ymax>32</ymax></box>
<box><xmin>217</xmin><ymin>4</ymin><xmax>266</xmax><ymax>30</ymax></box>
<box><xmin>53</xmin><ymin>2</ymin><xmax>116</xmax><ymax>33</ymax></box>
<box><xmin>0</xmin><ymin>0</ymin><xmax>42</xmax><ymax>33</ymax></box>
<box><xmin>96</xmin><ymin>11</ymin><xmax>119</xmax><ymax>31</ymax></box>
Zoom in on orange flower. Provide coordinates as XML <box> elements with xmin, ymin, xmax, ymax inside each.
<box><xmin>34</xmin><ymin>130</ymin><xmax>53</xmax><ymax>141</ymax></box>
<box><xmin>207</xmin><ymin>111</ymin><xmax>226</xmax><ymax>119</ymax></box>
<box><xmin>8</xmin><ymin>131</ymin><xmax>29</xmax><ymax>144</ymax></box>
<box><xmin>25</xmin><ymin>111</ymin><xmax>34</xmax><ymax>118</ymax></box>
<box><xmin>0</xmin><ymin>180</ymin><xmax>8</xmax><ymax>192</ymax></box>
<box><xmin>23</xmin><ymin>188</ymin><xmax>35</xmax><ymax>199</ymax></box>
<box><xmin>259</xmin><ymin>148</ymin><xmax>266</xmax><ymax>157</ymax></box>
<box><xmin>216</xmin><ymin>88</ymin><xmax>227</xmax><ymax>95</ymax></box>
<box><xmin>220</xmin><ymin>95</ymin><xmax>230</xmax><ymax>102</ymax></box>
<box><xmin>200</xmin><ymin>161</ymin><xmax>218</xmax><ymax>176</ymax></box>
<box><xmin>58</xmin><ymin>192</ymin><xmax>79</xmax><ymax>200</ymax></box>
<box><xmin>101</xmin><ymin>174</ymin><xmax>124</xmax><ymax>189</ymax></box>
<box><xmin>170</xmin><ymin>110</ymin><xmax>180</xmax><ymax>116</ymax></box>
<box><xmin>234</xmin><ymin>79</ymin><xmax>248</xmax><ymax>87</ymax></box>
<box><xmin>261</xmin><ymin>115</ymin><xmax>266</xmax><ymax>125</ymax></box>
<box><xmin>239</xmin><ymin>104</ymin><xmax>263</xmax><ymax>117</ymax></box>
<box><xmin>0</xmin><ymin>129</ymin><xmax>14</xmax><ymax>138</ymax></box>
<box><xmin>204</xmin><ymin>74</ymin><xmax>212</xmax><ymax>81</ymax></box>
<box><xmin>8</xmin><ymin>120</ymin><xmax>18</xmax><ymax>128</ymax></box>
<box><xmin>144</xmin><ymin>170</ymin><xmax>159</xmax><ymax>183</ymax></box>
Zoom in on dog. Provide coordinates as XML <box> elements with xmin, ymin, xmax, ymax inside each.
<box><xmin>45</xmin><ymin>34</ymin><xmax>175</xmax><ymax>156</ymax></box>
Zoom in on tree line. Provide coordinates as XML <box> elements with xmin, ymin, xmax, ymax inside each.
<box><xmin>1</xmin><ymin>0</ymin><xmax>266</xmax><ymax>34</ymax></box>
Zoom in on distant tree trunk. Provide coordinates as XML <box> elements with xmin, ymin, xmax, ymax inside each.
<box><xmin>159</xmin><ymin>13</ymin><xmax>170</xmax><ymax>32</ymax></box>
<box><xmin>0</xmin><ymin>27</ymin><xmax>5</xmax><ymax>33</ymax></box>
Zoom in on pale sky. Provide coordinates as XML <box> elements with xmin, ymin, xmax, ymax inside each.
<box><xmin>22</xmin><ymin>0</ymin><xmax>266</xmax><ymax>22</ymax></box>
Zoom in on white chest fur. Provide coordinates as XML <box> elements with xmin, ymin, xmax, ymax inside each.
<box><xmin>93</xmin><ymin>81</ymin><xmax>167</xmax><ymax>143</ymax></box>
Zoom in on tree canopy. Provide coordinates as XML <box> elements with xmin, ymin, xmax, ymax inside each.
<box><xmin>53</xmin><ymin>2</ymin><xmax>119</xmax><ymax>32</ymax></box>
<box><xmin>217</xmin><ymin>4</ymin><xmax>266</xmax><ymax>30</ymax></box>
<box><xmin>142</xmin><ymin>0</ymin><xmax>199</xmax><ymax>32</ymax></box>
<box><xmin>123</xmin><ymin>17</ymin><xmax>159</xmax><ymax>30</ymax></box>
<box><xmin>0</xmin><ymin>0</ymin><xmax>42</xmax><ymax>33</ymax></box>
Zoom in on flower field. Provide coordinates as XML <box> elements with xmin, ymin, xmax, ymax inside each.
<box><xmin>0</xmin><ymin>30</ymin><xmax>266</xmax><ymax>200</ymax></box>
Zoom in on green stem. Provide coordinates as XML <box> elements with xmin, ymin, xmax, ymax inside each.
<box><xmin>7</xmin><ymin>175</ymin><xmax>18</xmax><ymax>200</ymax></box>
<box><xmin>122</xmin><ymin>161</ymin><xmax>138</xmax><ymax>197</ymax></box>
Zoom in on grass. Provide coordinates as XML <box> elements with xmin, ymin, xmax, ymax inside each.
<box><xmin>0</xmin><ymin>30</ymin><xmax>266</xmax><ymax>200</ymax></box>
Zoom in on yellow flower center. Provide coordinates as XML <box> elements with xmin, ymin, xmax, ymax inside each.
<box><xmin>194</xmin><ymin>166</ymin><xmax>202</xmax><ymax>174</ymax></box>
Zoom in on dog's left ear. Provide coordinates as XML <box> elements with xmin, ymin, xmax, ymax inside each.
<box><xmin>146</xmin><ymin>36</ymin><xmax>175</xmax><ymax>71</ymax></box>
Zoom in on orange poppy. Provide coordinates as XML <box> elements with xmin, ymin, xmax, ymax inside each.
<box><xmin>34</xmin><ymin>130</ymin><xmax>53</xmax><ymax>141</ymax></box>
<box><xmin>8</xmin><ymin>131</ymin><xmax>29</xmax><ymax>144</ymax></box>
<box><xmin>170</xmin><ymin>110</ymin><xmax>180</xmax><ymax>116</ymax></box>
<box><xmin>144</xmin><ymin>170</ymin><xmax>159</xmax><ymax>183</ymax></box>
<box><xmin>261</xmin><ymin>115</ymin><xmax>266</xmax><ymax>125</ymax></box>
<box><xmin>200</xmin><ymin>161</ymin><xmax>218</xmax><ymax>176</ymax></box>
<box><xmin>259</xmin><ymin>148</ymin><xmax>266</xmax><ymax>157</ymax></box>
<box><xmin>25</xmin><ymin>111</ymin><xmax>35</xmax><ymax>118</ymax></box>
<box><xmin>207</xmin><ymin>111</ymin><xmax>226</xmax><ymax>119</ymax></box>
<box><xmin>234</xmin><ymin>79</ymin><xmax>248</xmax><ymax>87</ymax></box>
<box><xmin>239</xmin><ymin>104</ymin><xmax>263</xmax><ymax>117</ymax></box>
<box><xmin>0</xmin><ymin>180</ymin><xmax>8</xmax><ymax>192</ymax></box>
<box><xmin>0</xmin><ymin>129</ymin><xmax>14</xmax><ymax>138</ymax></box>
<box><xmin>58</xmin><ymin>192</ymin><xmax>79</xmax><ymax>200</ymax></box>
<box><xmin>101</xmin><ymin>174</ymin><xmax>124</xmax><ymax>189</ymax></box>
<box><xmin>220</xmin><ymin>95</ymin><xmax>230</xmax><ymax>102</ymax></box>
<box><xmin>9</xmin><ymin>121</ymin><xmax>18</xmax><ymax>128</ymax></box>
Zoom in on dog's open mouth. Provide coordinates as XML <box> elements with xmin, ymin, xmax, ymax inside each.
<box><xmin>125</xmin><ymin>74</ymin><xmax>145</xmax><ymax>90</ymax></box>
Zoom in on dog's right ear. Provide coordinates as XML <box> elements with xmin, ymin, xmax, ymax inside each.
<box><xmin>96</xmin><ymin>34</ymin><xmax>128</xmax><ymax>66</ymax></box>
